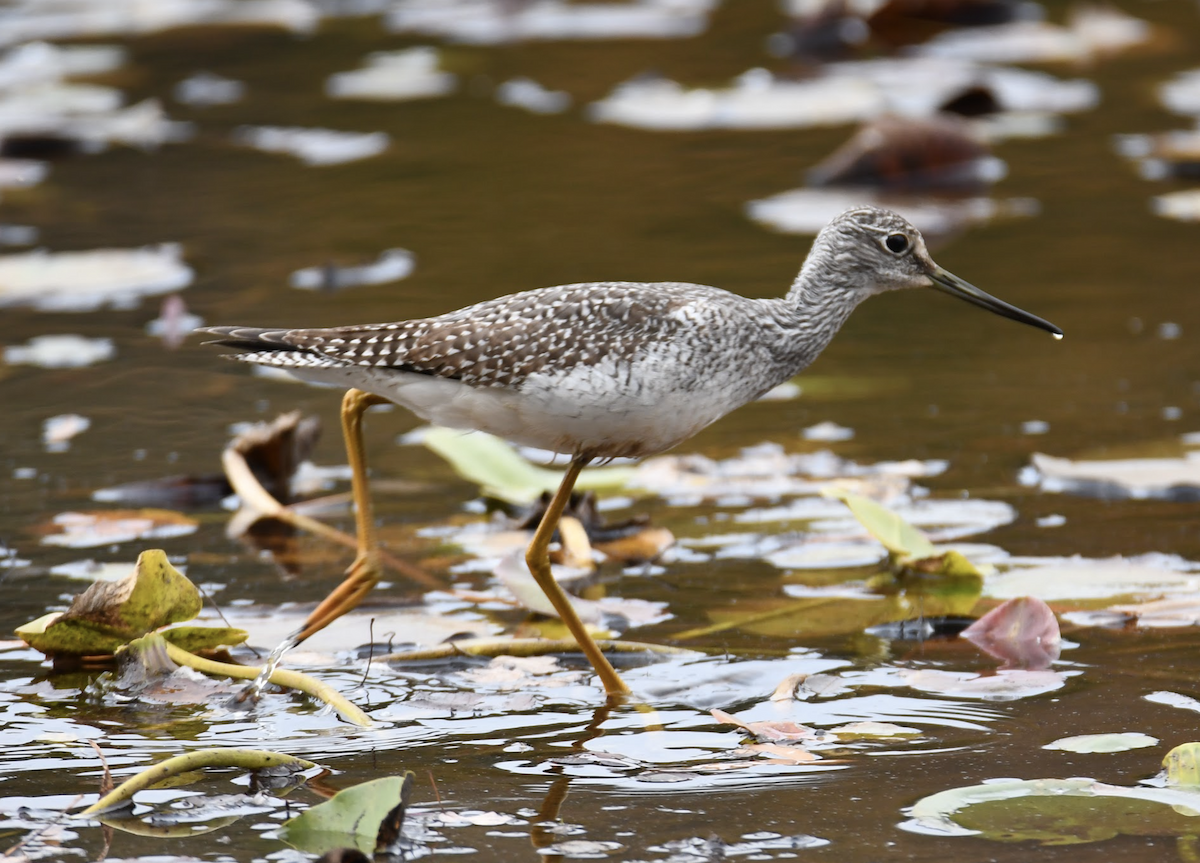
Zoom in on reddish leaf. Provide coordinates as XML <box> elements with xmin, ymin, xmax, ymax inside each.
<box><xmin>961</xmin><ymin>596</ymin><xmax>1061</xmax><ymax>670</ymax></box>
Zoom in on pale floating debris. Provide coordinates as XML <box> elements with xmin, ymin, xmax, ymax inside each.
<box><xmin>1025</xmin><ymin>451</ymin><xmax>1200</xmax><ymax>500</ymax></box>
<box><xmin>899</xmin><ymin>667</ymin><xmax>1068</xmax><ymax>700</ymax></box>
<box><xmin>747</xmin><ymin>186</ymin><xmax>1038</xmax><ymax>238</ymax></box>
<box><xmin>0</xmin><ymin>91</ymin><xmax>191</xmax><ymax>150</ymax></box>
<box><xmin>173</xmin><ymin>70</ymin><xmax>245</xmax><ymax>106</ymax></box>
<box><xmin>236</xmin><ymin>125</ymin><xmax>390</xmax><ymax>165</ymax></box>
<box><xmin>1114</xmin><ymin>129</ymin><xmax>1200</xmax><ymax>182</ymax></box>
<box><xmin>0</xmin><ymin>224</ymin><xmax>37</xmax><ymax>245</ymax></box>
<box><xmin>1145</xmin><ymin>690</ymin><xmax>1200</xmax><ymax>713</ymax></box>
<box><xmin>0</xmin><ymin>244</ymin><xmax>193</xmax><ymax>311</ymax></box>
<box><xmin>497</xmin><ymin>77</ymin><xmax>571</xmax><ymax>114</ymax></box>
<box><xmin>830</xmin><ymin>57</ymin><xmax>1098</xmax><ymax>117</ymax></box>
<box><xmin>145</xmin><ymin>294</ymin><xmax>203</xmax><ymax>349</ymax></box>
<box><xmin>986</xmin><ymin>556</ymin><xmax>1200</xmax><ymax>602</ymax></box>
<box><xmin>49</xmin><ymin>559</ymin><xmax>132</xmax><ymax>582</ymax></box>
<box><xmin>757</xmin><ymin>380</ymin><xmax>801</xmax><ymax>401</ymax></box>
<box><xmin>326</xmin><ymin>47</ymin><xmax>456</xmax><ymax>101</ymax></box>
<box><xmin>4</xmin><ymin>334</ymin><xmax>114</xmax><ymax>368</ymax></box>
<box><xmin>1109</xmin><ymin>595</ymin><xmax>1200</xmax><ymax>628</ymax></box>
<box><xmin>802</xmin><ymin>420</ymin><xmax>853</xmax><ymax>442</ymax></box>
<box><xmin>1163</xmin><ymin>407</ymin><xmax>1182</xmax><ymax>421</ymax></box>
<box><xmin>590</xmin><ymin>69</ymin><xmax>882</xmax><ymax>131</ymax></box>
<box><xmin>592</xmin><ymin>60</ymin><xmax>1096</xmax><ymax>132</ymax></box>
<box><xmin>0</xmin><ymin>41</ymin><xmax>126</xmax><ymax>89</ymax></box>
<box><xmin>1044</xmin><ymin>733</ymin><xmax>1158</xmax><ymax>753</ymax></box>
<box><xmin>290</xmin><ymin>248</ymin><xmax>415</xmax><ymax>290</ymax></box>
<box><xmin>772</xmin><ymin>541</ymin><xmax>886</xmax><ymax>570</ymax></box>
<box><xmin>1159</xmin><ymin>322</ymin><xmax>1181</xmax><ymax>340</ymax></box>
<box><xmin>0</xmin><ymin>0</ymin><xmax>318</xmax><ymax>47</ymax></box>
<box><xmin>40</xmin><ymin>510</ymin><xmax>198</xmax><ymax>548</ymax></box>
<box><xmin>912</xmin><ymin>5</ymin><xmax>1152</xmax><ymax>65</ymax></box>
<box><xmin>0</xmin><ymin>158</ymin><xmax>47</xmax><ymax>188</ymax></box>
<box><xmin>1036</xmin><ymin>513</ymin><xmax>1066</xmax><ymax>528</ymax></box>
<box><xmin>1020</xmin><ymin>420</ymin><xmax>1049</xmax><ymax>435</ymax></box>
<box><xmin>631</xmin><ymin>441</ymin><xmax>946</xmax><ymax>502</ymax></box>
<box><xmin>42</xmin><ymin>413</ymin><xmax>90</xmax><ymax>451</ymax></box>
<box><xmin>386</xmin><ymin>0</ymin><xmax>718</xmax><ymax>44</ymax></box>
<box><xmin>810</xmin><ymin>497</ymin><xmax>1017</xmax><ymax>542</ymax></box>
<box><xmin>536</xmin><ymin>840</ymin><xmax>623</xmax><ymax>858</ymax></box>
<box><xmin>1152</xmin><ymin>189</ymin><xmax>1200</xmax><ymax>222</ymax></box>
<box><xmin>1160</xmin><ymin>69</ymin><xmax>1200</xmax><ymax>116</ymax></box>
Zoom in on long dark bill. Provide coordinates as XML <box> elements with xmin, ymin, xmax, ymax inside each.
<box><xmin>928</xmin><ymin>266</ymin><xmax>1063</xmax><ymax>339</ymax></box>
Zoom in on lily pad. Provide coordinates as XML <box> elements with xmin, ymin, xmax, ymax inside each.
<box><xmin>16</xmin><ymin>549</ymin><xmax>201</xmax><ymax>656</ymax></box>
<box><xmin>904</xmin><ymin>778</ymin><xmax>1200</xmax><ymax>844</ymax></box>
<box><xmin>1164</xmin><ymin>743</ymin><xmax>1200</xmax><ymax>786</ymax></box>
<box><xmin>1044</xmin><ymin>733</ymin><xmax>1158</xmax><ymax>754</ymax></box>
<box><xmin>280</xmin><ymin>773</ymin><xmax>413</xmax><ymax>856</ymax></box>
<box><xmin>422</xmin><ymin>427</ymin><xmax>634</xmax><ymax>504</ymax></box>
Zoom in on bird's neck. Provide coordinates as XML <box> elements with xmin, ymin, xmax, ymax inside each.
<box><xmin>760</xmin><ymin>250</ymin><xmax>867</xmax><ymax>375</ymax></box>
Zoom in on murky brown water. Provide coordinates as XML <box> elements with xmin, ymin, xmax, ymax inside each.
<box><xmin>3</xmin><ymin>0</ymin><xmax>1200</xmax><ymax>860</ymax></box>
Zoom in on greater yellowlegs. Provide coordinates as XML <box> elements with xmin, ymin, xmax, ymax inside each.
<box><xmin>201</xmin><ymin>206</ymin><xmax>1061</xmax><ymax>698</ymax></box>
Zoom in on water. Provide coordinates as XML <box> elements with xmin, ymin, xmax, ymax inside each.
<box><xmin>2</xmin><ymin>1</ymin><xmax>1200</xmax><ymax>860</ymax></box>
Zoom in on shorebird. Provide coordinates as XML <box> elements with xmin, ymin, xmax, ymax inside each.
<box><xmin>201</xmin><ymin>206</ymin><xmax>1061</xmax><ymax>699</ymax></box>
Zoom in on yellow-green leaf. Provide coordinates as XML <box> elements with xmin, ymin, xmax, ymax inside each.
<box><xmin>1165</xmin><ymin>743</ymin><xmax>1200</xmax><ymax>786</ymax></box>
<box><xmin>160</xmin><ymin>626</ymin><xmax>248</xmax><ymax>653</ymax></box>
<box><xmin>423</xmin><ymin>427</ymin><xmax>633</xmax><ymax>504</ymax></box>
<box><xmin>280</xmin><ymin>773</ymin><xmax>413</xmax><ymax>855</ymax></box>
<box><xmin>827</xmin><ymin>490</ymin><xmax>937</xmax><ymax>559</ymax></box>
<box><xmin>16</xmin><ymin>549</ymin><xmax>200</xmax><ymax>657</ymax></box>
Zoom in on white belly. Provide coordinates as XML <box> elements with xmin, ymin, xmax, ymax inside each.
<box><xmin>284</xmin><ymin>356</ymin><xmax>750</xmax><ymax>459</ymax></box>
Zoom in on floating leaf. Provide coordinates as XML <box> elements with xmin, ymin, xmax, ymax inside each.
<box><xmin>17</xmin><ymin>550</ymin><xmax>200</xmax><ymax>656</ymax></box>
<box><xmin>827</xmin><ymin>490</ymin><xmax>937</xmax><ymax>559</ymax></box>
<box><xmin>1044</xmin><ymin>733</ymin><xmax>1158</xmax><ymax>754</ymax></box>
<box><xmin>711</xmin><ymin>708</ymin><xmax>816</xmax><ymax>743</ymax></box>
<box><xmin>160</xmin><ymin>626</ymin><xmax>248</xmax><ymax>653</ymax></box>
<box><xmin>1165</xmin><ymin>743</ymin><xmax>1200</xmax><ymax>786</ymax></box>
<box><xmin>38</xmin><ymin>509</ymin><xmax>198</xmax><ymax>549</ymax></box>
<box><xmin>962</xmin><ymin>596</ymin><xmax>1061</xmax><ymax>670</ymax></box>
<box><xmin>422</xmin><ymin>427</ymin><xmax>633</xmax><ymax>504</ymax></box>
<box><xmin>280</xmin><ymin>773</ymin><xmax>413</xmax><ymax>856</ymax></box>
<box><xmin>904</xmin><ymin>778</ymin><xmax>1200</xmax><ymax>844</ymax></box>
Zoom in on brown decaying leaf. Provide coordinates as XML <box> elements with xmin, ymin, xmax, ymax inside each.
<box><xmin>961</xmin><ymin>595</ymin><xmax>1061</xmax><ymax>669</ymax></box>
<box><xmin>741</xmin><ymin>742</ymin><xmax>820</xmax><ymax>763</ymax></box>
<box><xmin>770</xmin><ymin>672</ymin><xmax>810</xmax><ymax>702</ymax></box>
<box><xmin>806</xmin><ymin>114</ymin><xmax>995</xmax><ymax>191</ymax></box>
<box><xmin>711</xmin><ymin>708</ymin><xmax>817</xmax><ymax>742</ymax></box>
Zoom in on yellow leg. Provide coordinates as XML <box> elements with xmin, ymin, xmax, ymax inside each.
<box><xmin>526</xmin><ymin>457</ymin><xmax>631</xmax><ymax>698</ymax></box>
<box><xmin>297</xmin><ymin>388</ymin><xmax>389</xmax><ymax>643</ymax></box>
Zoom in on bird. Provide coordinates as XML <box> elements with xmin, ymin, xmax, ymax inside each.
<box><xmin>200</xmin><ymin>206</ymin><xmax>1061</xmax><ymax>699</ymax></box>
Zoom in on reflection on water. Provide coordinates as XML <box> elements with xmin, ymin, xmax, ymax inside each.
<box><xmin>0</xmin><ymin>0</ymin><xmax>1199</xmax><ymax>860</ymax></box>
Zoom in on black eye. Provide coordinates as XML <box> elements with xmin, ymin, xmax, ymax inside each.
<box><xmin>885</xmin><ymin>233</ymin><xmax>909</xmax><ymax>254</ymax></box>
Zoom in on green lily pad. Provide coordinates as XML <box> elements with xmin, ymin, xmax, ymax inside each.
<box><xmin>422</xmin><ymin>427</ymin><xmax>634</xmax><ymax>504</ymax></box>
<box><xmin>280</xmin><ymin>773</ymin><xmax>414</xmax><ymax>855</ymax></box>
<box><xmin>906</xmin><ymin>778</ymin><xmax>1200</xmax><ymax>844</ymax></box>
<box><xmin>160</xmin><ymin>626</ymin><xmax>249</xmax><ymax>653</ymax></box>
<box><xmin>1044</xmin><ymin>733</ymin><xmax>1158</xmax><ymax>754</ymax></box>
<box><xmin>1165</xmin><ymin>743</ymin><xmax>1200</xmax><ymax>786</ymax></box>
<box><xmin>16</xmin><ymin>549</ymin><xmax>201</xmax><ymax>656</ymax></box>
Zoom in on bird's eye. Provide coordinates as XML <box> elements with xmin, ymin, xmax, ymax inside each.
<box><xmin>884</xmin><ymin>233</ymin><xmax>909</xmax><ymax>254</ymax></box>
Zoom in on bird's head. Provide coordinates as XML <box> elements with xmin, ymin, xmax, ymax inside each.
<box><xmin>817</xmin><ymin>206</ymin><xmax>1062</xmax><ymax>338</ymax></box>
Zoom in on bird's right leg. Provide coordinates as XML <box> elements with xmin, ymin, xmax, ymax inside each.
<box><xmin>295</xmin><ymin>388</ymin><xmax>389</xmax><ymax>642</ymax></box>
<box><xmin>525</xmin><ymin>457</ymin><xmax>632</xmax><ymax>699</ymax></box>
